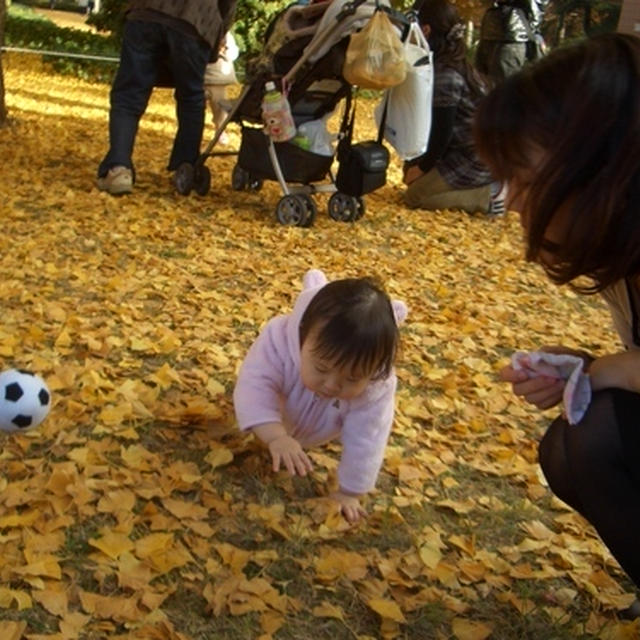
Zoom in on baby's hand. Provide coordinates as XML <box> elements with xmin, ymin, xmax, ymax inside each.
<box><xmin>330</xmin><ymin>490</ymin><xmax>367</xmax><ymax>524</ymax></box>
<box><xmin>268</xmin><ymin>435</ymin><xmax>313</xmax><ymax>476</ymax></box>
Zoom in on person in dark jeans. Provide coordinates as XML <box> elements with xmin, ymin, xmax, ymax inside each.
<box><xmin>97</xmin><ymin>0</ymin><xmax>237</xmax><ymax>196</ymax></box>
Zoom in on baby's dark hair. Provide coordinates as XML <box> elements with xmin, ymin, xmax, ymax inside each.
<box><xmin>299</xmin><ymin>278</ymin><xmax>399</xmax><ymax>380</ymax></box>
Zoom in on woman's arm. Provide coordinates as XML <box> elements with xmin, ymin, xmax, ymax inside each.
<box><xmin>403</xmin><ymin>106</ymin><xmax>456</xmax><ymax>184</ymax></box>
<box><xmin>416</xmin><ymin>105</ymin><xmax>456</xmax><ymax>173</ymax></box>
<box><xmin>589</xmin><ymin>351</ymin><xmax>640</xmax><ymax>393</ymax></box>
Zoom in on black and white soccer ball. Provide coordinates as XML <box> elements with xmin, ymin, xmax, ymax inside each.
<box><xmin>0</xmin><ymin>369</ymin><xmax>51</xmax><ymax>433</ymax></box>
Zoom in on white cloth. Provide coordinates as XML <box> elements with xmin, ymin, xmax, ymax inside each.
<box><xmin>511</xmin><ymin>351</ymin><xmax>592</xmax><ymax>425</ymax></box>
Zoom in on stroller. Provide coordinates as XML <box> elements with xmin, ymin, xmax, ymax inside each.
<box><xmin>187</xmin><ymin>0</ymin><xmax>414</xmax><ymax>226</ymax></box>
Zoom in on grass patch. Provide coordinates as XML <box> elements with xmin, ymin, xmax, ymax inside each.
<box><xmin>6</xmin><ymin>2</ymin><xmax>119</xmax><ymax>82</ymax></box>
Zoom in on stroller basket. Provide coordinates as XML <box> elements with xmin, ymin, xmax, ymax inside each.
<box><xmin>238</xmin><ymin>127</ymin><xmax>333</xmax><ymax>184</ymax></box>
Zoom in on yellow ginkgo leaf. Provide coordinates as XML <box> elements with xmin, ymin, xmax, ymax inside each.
<box><xmin>451</xmin><ymin>617</ymin><xmax>493</xmax><ymax>640</ymax></box>
<box><xmin>367</xmin><ymin>598</ymin><xmax>406</xmax><ymax>623</ymax></box>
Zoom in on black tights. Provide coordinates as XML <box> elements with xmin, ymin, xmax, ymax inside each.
<box><xmin>539</xmin><ymin>389</ymin><xmax>640</xmax><ymax>587</ymax></box>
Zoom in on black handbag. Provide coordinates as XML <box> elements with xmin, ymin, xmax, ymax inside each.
<box><xmin>335</xmin><ymin>92</ymin><xmax>390</xmax><ymax>197</ymax></box>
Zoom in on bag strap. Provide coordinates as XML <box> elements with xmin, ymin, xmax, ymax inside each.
<box><xmin>337</xmin><ymin>90</ymin><xmax>355</xmax><ymax>160</ymax></box>
<box><xmin>340</xmin><ymin>89</ymin><xmax>355</xmax><ymax>144</ymax></box>
<box><xmin>340</xmin><ymin>88</ymin><xmax>387</xmax><ymax>147</ymax></box>
<box><xmin>377</xmin><ymin>93</ymin><xmax>388</xmax><ymax>145</ymax></box>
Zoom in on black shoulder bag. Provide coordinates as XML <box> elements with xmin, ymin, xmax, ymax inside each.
<box><xmin>335</xmin><ymin>91</ymin><xmax>390</xmax><ymax>197</ymax></box>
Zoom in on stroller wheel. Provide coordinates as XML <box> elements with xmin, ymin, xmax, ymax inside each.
<box><xmin>354</xmin><ymin>197</ymin><xmax>366</xmax><ymax>220</ymax></box>
<box><xmin>231</xmin><ymin>164</ymin><xmax>249</xmax><ymax>191</ymax></box>
<box><xmin>275</xmin><ymin>194</ymin><xmax>306</xmax><ymax>226</ymax></box>
<box><xmin>194</xmin><ymin>165</ymin><xmax>211</xmax><ymax>196</ymax></box>
<box><xmin>174</xmin><ymin>162</ymin><xmax>195</xmax><ymax>196</ymax></box>
<box><xmin>298</xmin><ymin>194</ymin><xmax>317</xmax><ymax>227</ymax></box>
<box><xmin>328</xmin><ymin>192</ymin><xmax>358</xmax><ymax>222</ymax></box>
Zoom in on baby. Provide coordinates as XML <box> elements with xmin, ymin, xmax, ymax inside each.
<box><xmin>233</xmin><ymin>269</ymin><xmax>407</xmax><ymax>523</ymax></box>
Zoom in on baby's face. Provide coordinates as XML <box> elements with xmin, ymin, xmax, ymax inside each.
<box><xmin>300</xmin><ymin>331</ymin><xmax>372</xmax><ymax>401</ymax></box>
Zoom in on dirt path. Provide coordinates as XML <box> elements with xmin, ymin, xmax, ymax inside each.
<box><xmin>33</xmin><ymin>7</ymin><xmax>97</xmax><ymax>32</ymax></box>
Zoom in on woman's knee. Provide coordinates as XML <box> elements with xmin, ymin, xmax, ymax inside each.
<box><xmin>564</xmin><ymin>390</ymin><xmax>622</xmax><ymax>469</ymax></box>
<box><xmin>538</xmin><ymin>416</ymin><xmax>566</xmax><ymax>485</ymax></box>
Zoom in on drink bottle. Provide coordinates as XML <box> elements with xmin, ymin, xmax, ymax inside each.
<box><xmin>261</xmin><ymin>81</ymin><xmax>296</xmax><ymax>142</ymax></box>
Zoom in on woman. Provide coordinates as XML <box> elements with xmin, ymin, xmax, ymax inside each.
<box><xmin>474</xmin><ymin>33</ymin><xmax>640</xmax><ymax>592</ymax></box>
<box><xmin>403</xmin><ymin>0</ymin><xmax>501</xmax><ymax>214</ymax></box>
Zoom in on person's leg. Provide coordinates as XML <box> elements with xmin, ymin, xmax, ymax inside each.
<box><xmin>404</xmin><ymin>167</ymin><xmax>491</xmax><ymax>213</ymax></box>
<box><xmin>496</xmin><ymin>42</ymin><xmax>527</xmax><ymax>78</ymax></box>
<box><xmin>539</xmin><ymin>415</ymin><xmax>586</xmax><ymax>515</ymax></box>
<box><xmin>97</xmin><ymin>20</ymin><xmax>163</xmax><ymax>179</ymax></box>
<box><xmin>164</xmin><ymin>29</ymin><xmax>211</xmax><ymax>171</ymax></box>
<box><xmin>539</xmin><ymin>389</ymin><xmax>640</xmax><ymax>586</ymax></box>
<box><xmin>210</xmin><ymin>86</ymin><xmax>229</xmax><ymax>131</ymax></box>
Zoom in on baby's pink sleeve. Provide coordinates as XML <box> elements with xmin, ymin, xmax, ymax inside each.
<box><xmin>338</xmin><ymin>377</ymin><xmax>397</xmax><ymax>494</ymax></box>
<box><xmin>233</xmin><ymin>318</ymin><xmax>287</xmax><ymax>430</ymax></box>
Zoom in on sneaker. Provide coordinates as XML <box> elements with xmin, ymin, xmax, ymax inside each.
<box><xmin>488</xmin><ymin>196</ymin><xmax>506</xmax><ymax>216</ymax></box>
<box><xmin>488</xmin><ymin>181</ymin><xmax>508</xmax><ymax>216</ymax></box>
<box><xmin>620</xmin><ymin>598</ymin><xmax>640</xmax><ymax>620</ymax></box>
<box><xmin>97</xmin><ymin>166</ymin><xmax>133</xmax><ymax>195</ymax></box>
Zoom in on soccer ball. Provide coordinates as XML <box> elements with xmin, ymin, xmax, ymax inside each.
<box><xmin>0</xmin><ymin>369</ymin><xmax>51</xmax><ymax>433</ymax></box>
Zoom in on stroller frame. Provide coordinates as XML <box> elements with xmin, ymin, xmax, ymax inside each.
<box><xmin>184</xmin><ymin>0</ymin><xmax>413</xmax><ymax>226</ymax></box>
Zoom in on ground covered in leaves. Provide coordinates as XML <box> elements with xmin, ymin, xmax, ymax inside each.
<box><xmin>0</xmin><ymin>54</ymin><xmax>637</xmax><ymax>640</ymax></box>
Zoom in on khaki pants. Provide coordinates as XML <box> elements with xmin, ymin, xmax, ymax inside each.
<box><xmin>404</xmin><ymin>166</ymin><xmax>491</xmax><ymax>214</ymax></box>
<box><xmin>204</xmin><ymin>84</ymin><xmax>228</xmax><ymax>130</ymax></box>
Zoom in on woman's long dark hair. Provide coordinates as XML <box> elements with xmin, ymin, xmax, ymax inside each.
<box><xmin>417</xmin><ymin>0</ymin><xmax>487</xmax><ymax>98</ymax></box>
<box><xmin>474</xmin><ymin>33</ymin><xmax>640</xmax><ymax>293</ymax></box>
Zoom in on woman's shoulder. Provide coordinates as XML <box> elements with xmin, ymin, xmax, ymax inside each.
<box><xmin>600</xmin><ymin>278</ymin><xmax>629</xmax><ymax>308</ymax></box>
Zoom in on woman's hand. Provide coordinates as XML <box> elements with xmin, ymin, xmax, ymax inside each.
<box><xmin>500</xmin><ymin>345</ymin><xmax>595</xmax><ymax>410</ymax></box>
<box><xmin>403</xmin><ymin>164</ymin><xmax>423</xmax><ymax>185</ymax></box>
<box><xmin>499</xmin><ymin>364</ymin><xmax>565</xmax><ymax>409</ymax></box>
<box><xmin>268</xmin><ymin>435</ymin><xmax>313</xmax><ymax>476</ymax></box>
<box><xmin>330</xmin><ymin>490</ymin><xmax>367</xmax><ymax>524</ymax></box>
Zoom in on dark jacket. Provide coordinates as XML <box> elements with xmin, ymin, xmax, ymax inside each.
<box><xmin>127</xmin><ymin>0</ymin><xmax>238</xmax><ymax>50</ymax></box>
<box><xmin>479</xmin><ymin>0</ymin><xmax>548</xmax><ymax>43</ymax></box>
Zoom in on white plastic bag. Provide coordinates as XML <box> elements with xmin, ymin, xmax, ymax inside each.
<box><xmin>375</xmin><ymin>22</ymin><xmax>433</xmax><ymax>160</ymax></box>
<box><xmin>296</xmin><ymin>115</ymin><xmax>335</xmax><ymax>156</ymax></box>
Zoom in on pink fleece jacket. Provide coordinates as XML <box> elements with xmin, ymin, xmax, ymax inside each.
<box><xmin>233</xmin><ymin>269</ymin><xmax>408</xmax><ymax>494</ymax></box>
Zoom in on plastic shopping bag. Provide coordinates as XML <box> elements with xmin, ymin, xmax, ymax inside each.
<box><xmin>375</xmin><ymin>21</ymin><xmax>433</xmax><ymax>160</ymax></box>
<box><xmin>343</xmin><ymin>10</ymin><xmax>407</xmax><ymax>90</ymax></box>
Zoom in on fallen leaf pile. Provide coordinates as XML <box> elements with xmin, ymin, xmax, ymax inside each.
<box><xmin>0</xmin><ymin>53</ymin><xmax>637</xmax><ymax>640</ymax></box>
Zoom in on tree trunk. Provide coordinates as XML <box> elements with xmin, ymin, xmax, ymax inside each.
<box><xmin>0</xmin><ymin>0</ymin><xmax>7</xmax><ymax>127</ymax></box>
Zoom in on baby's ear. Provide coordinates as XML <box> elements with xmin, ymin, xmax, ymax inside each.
<box><xmin>303</xmin><ymin>269</ymin><xmax>328</xmax><ymax>290</ymax></box>
<box><xmin>392</xmin><ymin>300</ymin><xmax>408</xmax><ymax>326</ymax></box>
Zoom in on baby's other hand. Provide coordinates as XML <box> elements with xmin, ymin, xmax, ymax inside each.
<box><xmin>268</xmin><ymin>435</ymin><xmax>313</xmax><ymax>476</ymax></box>
<box><xmin>330</xmin><ymin>490</ymin><xmax>366</xmax><ymax>524</ymax></box>
<box><xmin>500</xmin><ymin>364</ymin><xmax>564</xmax><ymax>410</ymax></box>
